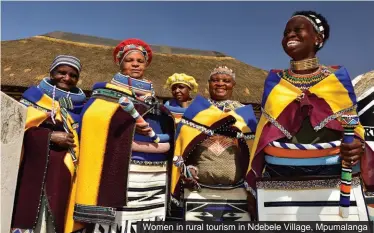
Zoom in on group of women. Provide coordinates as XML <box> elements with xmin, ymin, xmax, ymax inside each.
<box><xmin>10</xmin><ymin>10</ymin><xmax>374</xmax><ymax>233</ymax></box>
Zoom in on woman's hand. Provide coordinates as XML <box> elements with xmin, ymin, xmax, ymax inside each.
<box><xmin>182</xmin><ymin>167</ymin><xmax>199</xmax><ymax>189</ymax></box>
<box><xmin>135</xmin><ymin>122</ymin><xmax>152</xmax><ymax>136</ymax></box>
<box><xmin>340</xmin><ymin>138</ymin><xmax>364</xmax><ymax>165</ymax></box>
<box><xmin>50</xmin><ymin>131</ymin><xmax>76</xmax><ymax>149</ymax></box>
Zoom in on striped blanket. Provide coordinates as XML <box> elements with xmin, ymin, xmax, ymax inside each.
<box><xmin>92</xmin><ymin>164</ymin><xmax>167</xmax><ymax>233</ymax></box>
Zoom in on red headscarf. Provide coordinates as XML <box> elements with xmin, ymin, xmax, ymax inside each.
<box><xmin>113</xmin><ymin>38</ymin><xmax>153</xmax><ymax>66</ymax></box>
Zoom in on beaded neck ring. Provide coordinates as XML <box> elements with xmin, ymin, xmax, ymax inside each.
<box><xmin>290</xmin><ymin>57</ymin><xmax>320</xmax><ymax>71</ymax></box>
<box><xmin>127</xmin><ymin>76</ymin><xmax>155</xmax><ymax>100</ymax></box>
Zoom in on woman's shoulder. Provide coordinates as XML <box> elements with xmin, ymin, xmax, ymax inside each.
<box><xmin>323</xmin><ymin>65</ymin><xmax>341</xmax><ymax>73</ymax></box>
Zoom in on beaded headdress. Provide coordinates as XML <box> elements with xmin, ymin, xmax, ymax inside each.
<box><xmin>209</xmin><ymin>66</ymin><xmax>236</xmax><ymax>80</ymax></box>
<box><xmin>113</xmin><ymin>39</ymin><xmax>153</xmax><ymax>66</ymax></box>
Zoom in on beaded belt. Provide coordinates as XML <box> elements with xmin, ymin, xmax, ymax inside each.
<box><xmin>180</xmin><ymin>118</ymin><xmax>255</xmax><ymax>140</ymax></box>
<box><xmin>265</xmin><ymin>154</ymin><xmax>341</xmax><ymax>166</ymax></box>
<box><xmin>269</xmin><ymin>140</ymin><xmax>341</xmax><ymax>150</ymax></box>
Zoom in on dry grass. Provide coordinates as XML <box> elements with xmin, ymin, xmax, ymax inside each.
<box><xmin>1</xmin><ymin>36</ymin><xmax>268</xmax><ymax>103</ymax></box>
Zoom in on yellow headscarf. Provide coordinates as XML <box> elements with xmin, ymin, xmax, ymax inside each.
<box><xmin>164</xmin><ymin>73</ymin><xmax>198</xmax><ymax>93</ymax></box>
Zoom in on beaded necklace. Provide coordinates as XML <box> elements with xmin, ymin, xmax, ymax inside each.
<box><xmin>282</xmin><ymin>65</ymin><xmax>332</xmax><ymax>90</ymax></box>
<box><xmin>208</xmin><ymin>99</ymin><xmax>240</xmax><ymax>111</ymax></box>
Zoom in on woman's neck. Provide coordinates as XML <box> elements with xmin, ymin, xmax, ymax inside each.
<box><xmin>290</xmin><ymin>56</ymin><xmax>320</xmax><ymax>75</ymax></box>
<box><xmin>176</xmin><ymin>98</ymin><xmax>192</xmax><ymax>108</ymax></box>
<box><xmin>119</xmin><ymin>71</ymin><xmax>144</xmax><ymax>81</ymax></box>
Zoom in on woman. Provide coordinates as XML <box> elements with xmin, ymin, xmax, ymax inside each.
<box><xmin>74</xmin><ymin>39</ymin><xmax>174</xmax><ymax>233</ymax></box>
<box><xmin>246</xmin><ymin>11</ymin><xmax>374</xmax><ymax>221</ymax></box>
<box><xmin>164</xmin><ymin>73</ymin><xmax>198</xmax><ymax>124</ymax></box>
<box><xmin>170</xmin><ymin>66</ymin><xmax>257</xmax><ymax>221</ymax></box>
<box><xmin>11</xmin><ymin>55</ymin><xmax>86</xmax><ymax>233</ymax></box>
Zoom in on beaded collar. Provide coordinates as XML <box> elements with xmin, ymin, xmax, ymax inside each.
<box><xmin>281</xmin><ymin>65</ymin><xmax>332</xmax><ymax>90</ymax></box>
<box><xmin>37</xmin><ymin>77</ymin><xmax>86</xmax><ymax>104</ymax></box>
<box><xmin>208</xmin><ymin>99</ymin><xmax>242</xmax><ymax>111</ymax></box>
<box><xmin>164</xmin><ymin>99</ymin><xmax>188</xmax><ymax>114</ymax></box>
<box><xmin>111</xmin><ymin>72</ymin><xmax>155</xmax><ymax>98</ymax></box>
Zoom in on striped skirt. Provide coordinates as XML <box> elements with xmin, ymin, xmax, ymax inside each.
<box><xmin>184</xmin><ymin>187</ymin><xmax>250</xmax><ymax>221</ymax></box>
<box><xmin>92</xmin><ymin>163</ymin><xmax>167</xmax><ymax>233</ymax></box>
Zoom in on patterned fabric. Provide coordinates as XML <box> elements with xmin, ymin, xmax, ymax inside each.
<box><xmin>257</xmin><ymin>177</ymin><xmax>369</xmax><ymax>221</ymax></box>
<box><xmin>74</xmin><ymin>73</ymin><xmax>173</xmax><ymax>227</ymax></box>
<box><xmin>91</xmin><ymin>164</ymin><xmax>167</xmax><ymax>233</ymax></box>
<box><xmin>193</xmin><ymin>135</ymin><xmax>242</xmax><ymax>185</ymax></box>
<box><xmin>21</xmin><ymin>86</ymin><xmax>81</xmax><ymax>164</ymax></box>
<box><xmin>201</xmin><ymin>136</ymin><xmax>237</xmax><ymax>156</ymax></box>
<box><xmin>184</xmin><ymin>187</ymin><xmax>250</xmax><ymax>221</ymax></box>
<box><xmin>11</xmin><ymin>229</ymin><xmax>33</xmax><ymax>233</ymax></box>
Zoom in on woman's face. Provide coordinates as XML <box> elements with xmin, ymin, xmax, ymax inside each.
<box><xmin>171</xmin><ymin>83</ymin><xmax>191</xmax><ymax>102</ymax></box>
<box><xmin>120</xmin><ymin>51</ymin><xmax>146</xmax><ymax>79</ymax></box>
<box><xmin>282</xmin><ymin>16</ymin><xmax>322</xmax><ymax>61</ymax></box>
<box><xmin>50</xmin><ymin>65</ymin><xmax>79</xmax><ymax>91</ymax></box>
<box><xmin>208</xmin><ymin>73</ymin><xmax>235</xmax><ymax>101</ymax></box>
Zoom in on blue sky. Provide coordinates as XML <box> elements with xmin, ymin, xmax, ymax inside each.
<box><xmin>1</xmin><ymin>1</ymin><xmax>373</xmax><ymax>78</ymax></box>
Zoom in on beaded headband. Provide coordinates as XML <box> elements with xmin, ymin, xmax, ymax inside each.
<box><xmin>209</xmin><ymin>66</ymin><xmax>236</xmax><ymax>80</ymax></box>
<box><xmin>291</xmin><ymin>14</ymin><xmax>325</xmax><ymax>48</ymax></box>
<box><xmin>116</xmin><ymin>44</ymin><xmax>149</xmax><ymax>66</ymax></box>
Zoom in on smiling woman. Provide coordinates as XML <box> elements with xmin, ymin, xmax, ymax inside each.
<box><xmin>170</xmin><ymin>65</ymin><xmax>258</xmax><ymax>222</ymax></box>
<box><xmin>282</xmin><ymin>11</ymin><xmax>329</xmax><ymax>62</ymax></box>
<box><xmin>73</xmin><ymin>38</ymin><xmax>174</xmax><ymax>233</ymax></box>
<box><xmin>50</xmin><ymin>65</ymin><xmax>80</xmax><ymax>91</ymax></box>
<box><xmin>245</xmin><ymin>10</ymin><xmax>374</xmax><ymax>221</ymax></box>
<box><xmin>11</xmin><ymin>55</ymin><xmax>86</xmax><ymax>233</ymax></box>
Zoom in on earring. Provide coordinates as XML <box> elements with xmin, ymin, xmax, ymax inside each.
<box><xmin>315</xmin><ymin>42</ymin><xmax>319</xmax><ymax>46</ymax></box>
